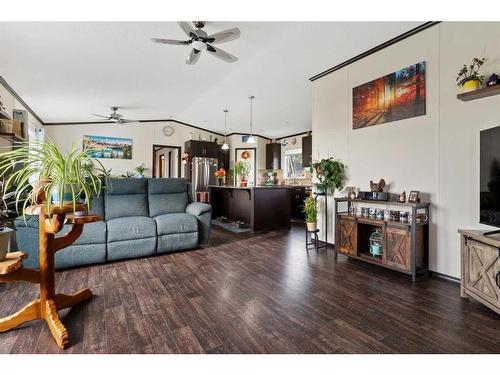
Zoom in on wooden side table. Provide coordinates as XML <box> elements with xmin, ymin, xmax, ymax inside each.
<box><xmin>0</xmin><ymin>204</ymin><xmax>101</xmax><ymax>349</ymax></box>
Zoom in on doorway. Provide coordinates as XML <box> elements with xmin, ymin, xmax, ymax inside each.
<box><xmin>152</xmin><ymin>144</ymin><xmax>182</xmax><ymax>178</ymax></box>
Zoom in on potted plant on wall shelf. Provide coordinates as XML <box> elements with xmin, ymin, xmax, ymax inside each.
<box><xmin>310</xmin><ymin>157</ymin><xmax>346</xmax><ymax>195</ymax></box>
<box><xmin>0</xmin><ymin>140</ymin><xmax>108</xmax><ymax>217</ymax></box>
<box><xmin>303</xmin><ymin>196</ymin><xmax>318</xmax><ymax>232</ymax></box>
<box><xmin>233</xmin><ymin>160</ymin><xmax>250</xmax><ymax>187</ymax></box>
<box><xmin>457</xmin><ymin>57</ymin><xmax>485</xmax><ymax>92</ymax></box>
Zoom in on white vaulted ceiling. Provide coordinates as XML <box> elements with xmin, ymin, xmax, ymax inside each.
<box><xmin>0</xmin><ymin>22</ymin><xmax>422</xmax><ymax>137</ymax></box>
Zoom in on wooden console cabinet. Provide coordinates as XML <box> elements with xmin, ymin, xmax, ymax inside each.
<box><xmin>334</xmin><ymin>198</ymin><xmax>430</xmax><ymax>282</ymax></box>
<box><xmin>458</xmin><ymin>230</ymin><xmax>500</xmax><ymax>315</ymax></box>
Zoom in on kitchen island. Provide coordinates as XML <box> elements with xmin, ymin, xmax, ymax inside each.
<box><xmin>209</xmin><ymin>185</ymin><xmax>291</xmax><ymax>232</ymax></box>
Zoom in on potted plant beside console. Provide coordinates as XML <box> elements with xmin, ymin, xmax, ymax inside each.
<box><xmin>303</xmin><ymin>196</ymin><xmax>318</xmax><ymax>232</ymax></box>
<box><xmin>310</xmin><ymin>157</ymin><xmax>346</xmax><ymax>194</ymax></box>
<box><xmin>0</xmin><ymin>140</ymin><xmax>108</xmax><ymax>216</ymax></box>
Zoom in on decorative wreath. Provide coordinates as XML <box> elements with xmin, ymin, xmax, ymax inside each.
<box><xmin>240</xmin><ymin>150</ymin><xmax>251</xmax><ymax>159</ymax></box>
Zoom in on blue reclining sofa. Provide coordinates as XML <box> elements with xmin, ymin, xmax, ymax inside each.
<box><xmin>14</xmin><ymin>178</ymin><xmax>212</xmax><ymax>269</ymax></box>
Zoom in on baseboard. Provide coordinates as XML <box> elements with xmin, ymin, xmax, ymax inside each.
<box><xmin>429</xmin><ymin>270</ymin><xmax>460</xmax><ymax>284</ymax></box>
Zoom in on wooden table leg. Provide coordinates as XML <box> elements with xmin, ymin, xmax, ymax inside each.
<box><xmin>0</xmin><ymin>299</ymin><xmax>41</xmax><ymax>332</ymax></box>
<box><xmin>0</xmin><ymin>209</ymin><xmax>98</xmax><ymax>350</ymax></box>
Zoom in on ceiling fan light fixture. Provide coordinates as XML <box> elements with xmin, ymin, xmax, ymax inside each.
<box><xmin>221</xmin><ymin>142</ymin><xmax>230</xmax><ymax>150</ymax></box>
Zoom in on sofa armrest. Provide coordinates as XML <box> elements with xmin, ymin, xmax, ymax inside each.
<box><xmin>186</xmin><ymin>202</ymin><xmax>211</xmax><ymax>217</ymax></box>
<box><xmin>186</xmin><ymin>202</ymin><xmax>212</xmax><ymax>245</ymax></box>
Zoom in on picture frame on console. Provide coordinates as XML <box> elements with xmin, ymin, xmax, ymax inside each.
<box><xmin>408</xmin><ymin>190</ymin><xmax>420</xmax><ymax>203</ymax></box>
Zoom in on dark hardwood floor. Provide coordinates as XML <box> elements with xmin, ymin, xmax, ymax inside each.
<box><xmin>1</xmin><ymin>224</ymin><xmax>499</xmax><ymax>354</ymax></box>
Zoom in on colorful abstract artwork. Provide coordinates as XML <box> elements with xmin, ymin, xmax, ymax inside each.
<box><xmin>83</xmin><ymin>135</ymin><xmax>132</xmax><ymax>159</ymax></box>
<box><xmin>352</xmin><ymin>62</ymin><xmax>426</xmax><ymax>129</ymax></box>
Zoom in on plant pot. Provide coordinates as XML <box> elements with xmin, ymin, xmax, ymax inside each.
<box><xmin>0</xmin><ymin>228</ymin><xmax>13</xmax><ymax>261</ymax></box>
<box><xmin>51</xmin><ymin>184</ymin><xmax>81</xmax><ymax>206</ymax></box>
<box><xmin>462</xmin><ymin>79</ymin><xmax>481</xmax><ymax>92</ymax></box>
<box><xmin>135</xmin><ymin>174</ymin><xmax>145</xmax><ymax>179</ymax></box>
<box><xmin>312</xmin><ymin>185</ymin><xmax>325</xmax><ymax>195</ymax></box>
<box><xmin>306</xmin><ymin>222</ymin><xmax>317</xmax><ymax>232</ymax></box>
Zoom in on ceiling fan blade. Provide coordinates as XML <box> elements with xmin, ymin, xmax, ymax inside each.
<box><xmin>206</xmin><ymin>45</ymin><xmax>238</xmax><ymax>63</ymax></box>
<box><xmin>90</xmin><ymin>113</ymin><xmax>111</xmax><ymax>120</ymax></box>
<box><xmin>186</xmin><ymin>49</ymin><xmax>201</xmax><ymax>65</ymax></box>
<box><xmin>178</xmin><ymin>21</ymin><xmax>197</xmax><ymax>39</ymax></box>
<box><xmin>206</xmin><ymin>28</ymin><xmax>241</xmax><ymax>45</ymax></box>
<box><xmin>151</xmin><ymin>38</ymin><xmax>190</xmax><ymax>45</ymax></box>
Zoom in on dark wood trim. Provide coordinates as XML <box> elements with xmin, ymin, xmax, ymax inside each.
<box><xmin>309</xmin><ymin>21</ymin><xmax>441</xmax><ymax>82</ymax></box>
<box><xmin>44</xmin><ymin>118</ymin><xmax>225</xmax><ymax>137</ymax></box>
<box><xmin>0</xmin><ymin>75</ymin><xmax>44</xmax><ymax>125</ymax></box>
<box><xmin>235</xmin><ymin>147</ymin><xmax>257</xmax><ymax>186</ymax></box>
<box><xmin>275</xmin><ymin>131</ymin><xmax>311</xmax><ymax>141</ymax></box>
<box><xmin>152</xmin><ymin>144</ymin><xmax>181</xmax><ymax>178</ymax></box>
<box><xmin>428</xmin><ymin>270</ymin><xmax>460</xmax><ymax>285</ymax></box>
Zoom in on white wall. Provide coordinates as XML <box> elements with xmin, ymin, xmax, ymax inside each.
<box><xmin>45</xmin><ymin>121</ymin><xmax>221</xmax><ymax>177</ymax></box>
<box><xmin>312</xmin><ymin>22</ymin><xmax>500</xmax><ymax>278</ymax></box>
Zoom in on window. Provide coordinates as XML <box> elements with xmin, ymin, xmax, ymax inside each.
<box><xmin>284</xmin><ymin>148</ymin><xmax>303</xmax><ymax>178</ymax></box>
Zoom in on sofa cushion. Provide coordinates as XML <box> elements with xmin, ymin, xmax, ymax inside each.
<box><xmin>107</xmin><ymin>237</ymin><xmax>157</xmax><ymax>261</ymax></box>
<box><xmin>157</xmin><ymin>232</ymin><xmax>198</xmax><ymax>254</ymax></box>
<box><xmin>148</xmin><ymin>178</ymin><xmax>189</xmax><ymax>217</ymax></box>
<box><xmin>107</xmin><ymin>216</ymin><xmax>157</xmax><ymax>242</ymax></box>
<box><xmin>154</xmin><ymin>213</ymin><xmax>198</xmax><ymax>235</ymax></box>
<box><xmin>57</xmin><ymin>221</ymin><xmax>106</xmax><ymax>245</ymax></box>
<box><xmin>105</xmin><ymin>178</ymin><xmax>148</xmax><ymax>220</ymax></box>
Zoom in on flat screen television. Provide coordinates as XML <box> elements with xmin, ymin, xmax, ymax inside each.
<box><xmin>480</xmin><ymin>126</ymin><xmax>500</xmax><ymax>227</ymax></box>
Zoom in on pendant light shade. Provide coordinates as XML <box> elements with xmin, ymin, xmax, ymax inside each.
<box><xmin>222</xmin><ymin>109</ymin><xmax>229</xmax><ymax>150</ymax></box>
<box><xmin>246</xmin><ymin>95</ymin><xmax>256</xmax><ymax>144</ymax></box>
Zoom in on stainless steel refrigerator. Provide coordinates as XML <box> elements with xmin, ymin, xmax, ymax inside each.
<box><xmin>190</xmin><ymin>157</ymin><xmax>218</xmax><ymax>201</ymax></box>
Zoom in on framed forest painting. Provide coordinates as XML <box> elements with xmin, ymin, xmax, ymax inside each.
<box><xmin>352</xmin><ymin>61</ymin><xmax>426</xmax><ymax>129</ymax></box>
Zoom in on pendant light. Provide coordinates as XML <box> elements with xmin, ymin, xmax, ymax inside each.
<box><xmin>221</xmin><ymin>109</ymin><xmax>229</xmax><ymax>150</ymax></box>
<box><xmin>246</xmin><ymin>95</ymin><xmax>256</xmax><ymax>144</ymax></box>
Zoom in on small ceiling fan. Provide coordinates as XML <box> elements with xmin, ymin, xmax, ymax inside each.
<box><xmin>151</xmin><ymin>21</ymin><xmax>240</xmax><ymax>65</ymax></box>
<box><xmin>91</xmin><ymin>107</ymin><xmax>137</xmax><ymax>124</ymax></box>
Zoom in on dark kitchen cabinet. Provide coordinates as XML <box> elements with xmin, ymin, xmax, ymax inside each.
<box><xmin>265</xmin><ymin>143</ymin><xmax>281</xmax><ymax>169</ymax></box>
<box><xmin>302</xmin><ymin>135</ymin><xmax>312</xmax><ymax>167</ymax></box>
<box><xmin>291</xmin><ymin>186</ymin><xmax>308</xmax><ymax>220</ymax></box>
<box><xmin>184</xmin><ymin>140</ymin><xmax>218</xmax><ymax>158</ymax></box>
<box><xmin>217</xmin><ymin>147</ymin><xmax>230</xmax><ymax>170</ymax></box>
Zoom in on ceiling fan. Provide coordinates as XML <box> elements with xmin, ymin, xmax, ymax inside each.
<box><xmin>91</xmin><ymin>107</ymin><xmax>137</xmax><ymax>124</ymax></box>
<box><xmin>151</xmin><ymin>21</ymin><xmax>240</xmax><ymax>65</ymax></box>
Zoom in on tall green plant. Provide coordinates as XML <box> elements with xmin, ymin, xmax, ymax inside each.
<box><xmin>233</xmin><ymin>160</ymin><xmax>250</xmax><ymax>179</ymax></box>
<box><xmin>303</xmin><ymin>196</ymin><xmax>318</xmax><ymax>223</ymax></box>
<box><xmin>0</xmin><ymin>140</ymin><xmax>108</xmax><ymax>215</ymax></box>
<box><xmin>310</xmin><ymin>157</ymin><xmax>346</xmax><ymax>194</ymax></box>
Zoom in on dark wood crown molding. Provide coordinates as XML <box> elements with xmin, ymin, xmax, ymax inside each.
<box><xmin>309</xmin><ymin>21</ymin><xmax>441</xmax><ymax>82</ymax></box>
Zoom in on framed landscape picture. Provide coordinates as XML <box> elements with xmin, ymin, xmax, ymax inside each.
<box><xmin>83</xmin><ymin>135</ymin><xmax>133</xmax><ymax>159</ymax></box>
<box><xmin>352</xmin><ymin>61</ymin><xmax>426</xmax><ymax>129</ymax></box>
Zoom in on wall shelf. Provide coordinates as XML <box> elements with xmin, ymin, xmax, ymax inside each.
<box><xmin>0</xmin><ymin>109</ymin><xmax>12</xmax><ymax>120</ymax></box>
<box><xmin>0</xmin><ymin>133</ymin><xmax>26</xmax><ymax>142</ymax></box>
<box><xmin>457</xmin><ymin>85</ymin><xmax>500</xmax><ymax>102</ymax></box>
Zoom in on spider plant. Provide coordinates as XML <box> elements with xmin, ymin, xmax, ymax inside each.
<box><xmin>0</xmin><ymin>140</ymin><xmax>109</xmax><ymax>216</ymax></box>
